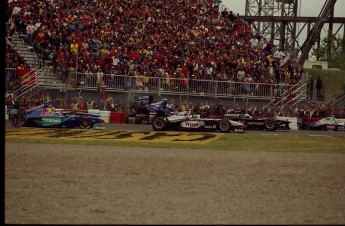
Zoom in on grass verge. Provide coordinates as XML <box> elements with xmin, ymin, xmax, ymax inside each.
<box><xmin>6</xmin><ymin>132</ymin><xmax>345</xmax><ymax>154</ymax></box>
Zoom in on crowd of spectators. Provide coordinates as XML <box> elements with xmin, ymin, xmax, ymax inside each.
<box><xmin>6</xmin><ymin>91</ymin><xmax>344</xmax><ymax>119</ymax></box>
<box><xmin>6</xmin><ymin>0</ymin><xmax>305</xmax><ymax>93</ymax></box>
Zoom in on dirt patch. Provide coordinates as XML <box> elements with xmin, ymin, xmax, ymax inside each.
<box><xmin>5</xmin><ymin>143</ymin><xmax>345</xmax><ymax>224</ymax></box>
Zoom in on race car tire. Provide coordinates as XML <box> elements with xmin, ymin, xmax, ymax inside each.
<box><xmin>217</xmin><ymin>119</ymin><xmax>232</xmax><ymax>133</ymax></box>
<box><xmin>265</xmin><ymin>119</ymin><xmax>277</xmax><ymax>131</ymax></box>
<box><xmin>79</xmin><ymin>117</ymin><xmax>92</xmax><ymax>129</ymax></box>
<box><xmin>133</xmin><ymin>115</ymin><xmax>146</xmax><ymax>124</ymax></box>
<box><xmin>131</xmin><ymin>102</ymin><xmax>143</xmax><ymax>114</ymax></box>
<box><xmin>141</xmin><ymin>116</ymin><xmax>149</xmax><ymax>124</ymax></box>
<box><xmin>152</xmin><ymin>117</ymin><xmax>167</xmax><ymax>131</ymax></box>
<box><xmin>14</xmin><ymin>115</ymin><xmax>28</xmax><ymax>127</ymax></box>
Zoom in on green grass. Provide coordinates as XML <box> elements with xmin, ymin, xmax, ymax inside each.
<box><xmin>6</xmin><ymin>132</ymin><xmax>345</xmax><ymax>154</ymax></box>
<box><xmin>305</xmin><ymin>69</ymin><xmax>345</xmax><ymax>100</ymax></box>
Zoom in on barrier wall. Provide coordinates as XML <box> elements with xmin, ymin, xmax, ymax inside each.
<box><xmin>109</xmin><ymin>112</ymin><xmax>128</xmax><ymax>124</ymax></box>
<box><xmin>276</xmin><ymin>117</ymin><xmax>298</xmax><ymax>130</ymax></box>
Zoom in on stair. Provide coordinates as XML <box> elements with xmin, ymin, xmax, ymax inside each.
<box><xmin>36</xmin><ymin>67</ymin><xmax>66</xmax><ymax>89</ymax></box>
<box><xmin>11</xmin><ymin>33</ymin><xmax>40</xmax><ymax>68</ymax></box>
<box><xmin>263</xmin><ymin>82</ymin><xmax>308</xmax><ymax>109</ymax></box>
<box><xmin>325</xmin><ymin>91</ymin><xmax>345</xmax><ymax>108</ymax></box>
<box><xmin>11</xmin><ymin>32</ymin><xmax>66</xmax><ymax>91</ymax></box>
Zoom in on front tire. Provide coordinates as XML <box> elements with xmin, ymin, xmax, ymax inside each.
<box><xmin>79</xmin><ymin>117</ymin><xmax>92</xmax><ymax>129</ymax></box>
<box><xmin>152</xmin><ymin>117</ymin><xmax>167</xmax><ymax>131</ymax></box>
<box><xmin>14</xmin><ymin>115</ymin><xmax>28</xmax><ymax>127</ymax></box>
<box><xmin>217</xmin><ymin>119</ymin><xmax>232</xmax><ymax>133</ymax></box>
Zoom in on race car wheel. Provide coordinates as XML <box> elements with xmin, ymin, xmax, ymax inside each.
<box><xmin>14</xmin><ymin>115</ymin><xmax>28</xmax><ymax>127</ymax></box>
<box><xmin>152</xmin><ymin>117</ymin><xmax>167</xmax><ymax>131</ymax></box>
<box><xmin>217</xmin><ymin>119</ymin><xmax>232</xmax><ymax>133</ymax></box>
<box><xmin>134</xmin><ymin>116</ymin><xmax>146</xmax><ymax>124</ymax></box>
<box><xmin>265</xmin><ymin>119</ymin><xmax>277</xmax><ymax>131</ymax></box>
<box><xmin>79</xmin><ymin>117</ymin><xmax>92</xmax><ymax>129</ymax></box>
<box><xmin>131</xmin><ymin>102</ymin><xmax>143</xmax><ymax>114</ymax></box>
<box><xmin>141</xmin><ymin>116</ymin><xmax>149</xmax><ymax>124</ymax></box>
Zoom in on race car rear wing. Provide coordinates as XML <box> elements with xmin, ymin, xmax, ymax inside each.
<box><xmin>134</xmin><ymin>95</ymin><xmax>154</xmax><ymax>104</ymax></box>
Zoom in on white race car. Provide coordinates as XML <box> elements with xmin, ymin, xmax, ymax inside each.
<box><xmin>308</xmin><ymin>116</ymin><xmax>345</xmax><ymax>131</ymax></box>
<box><xmin>151</xmin><ymin>110</ymin><xmax>247</xmax><ymax>133</ymax></box>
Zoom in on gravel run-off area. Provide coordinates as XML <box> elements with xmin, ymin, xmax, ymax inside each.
<box><xmin>5</xmin><ymin>142</ymin><xmax>345</xmax><ymax>224</ymax></box>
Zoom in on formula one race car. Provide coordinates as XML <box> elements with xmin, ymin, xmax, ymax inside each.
<box><xmin>151</xmin><ymin>110</ymin><xmax>247</xmax><ymax>133</ymax></box>
<box><xmin>126</xmin><ymin>95</ymin><xmax>176</xmax><ymax>124</ymax></box>
<box><xmin>12</xmin><ymin>102</ymin><xmax>105</xmax><ymax>129</ymax></box>
<box><xmin>298</xmin><ymin>116</ymin><xmax>345</xmax><ymax>131</ymax></box>
<box><xmin>223</xmin><ymin>112</ymin><xmax>291</xmax><ymax>131</ymax></box>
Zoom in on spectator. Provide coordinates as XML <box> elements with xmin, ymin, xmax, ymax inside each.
<box><xmin>307</xmin><ymin>76</ymin><xmax>314</xmax><ymax>100</ymax></box>
<box><xmin>316</xmin><ymin>76</ymin><xmax>323</xmax><ymax>100</ymax></box>
<box><xmin>86</xmin><ymin>98</ymin><xmax>94</xmax><ymax>110</ymax></box>
<box><xmin>70</xmin><ymin>99</ymin><xmax>79</xmax><ymax>110</ymax></box>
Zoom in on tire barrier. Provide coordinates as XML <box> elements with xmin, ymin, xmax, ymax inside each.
<box><xmin>87</xmin><ymin>109</ymin><xmax>111</xmax><ymax>123</ymax></box>
<box><xmin>109</xmin><ymin>112</ymin><xmax>128</xmax><ymax>124</ymax></box>
<box><xmin>100</xmin><ymin>111</ymin><xmax>111</xmax><ymax>123</ymax></box>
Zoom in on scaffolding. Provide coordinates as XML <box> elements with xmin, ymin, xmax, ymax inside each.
<box><xmin>242</xmin><ymin>0</ymin><xmax>344</xmax><ymax>63</ymax></box>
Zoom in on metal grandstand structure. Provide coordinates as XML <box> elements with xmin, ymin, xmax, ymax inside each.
<box><xmin>242</xmin><ymin>0</ymin><xmax>345</xmax><ymax>64</ymax></box>
<box><xmin>8</xmin><ymin>1</ymin><xmax>345</xmax><ymax>108</ymax></box>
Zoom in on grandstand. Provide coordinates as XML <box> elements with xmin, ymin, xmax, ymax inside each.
<box><xmin>6</xmin><ymin>0</ymin><xmax>316</xmax><ymax>112</ymax></box>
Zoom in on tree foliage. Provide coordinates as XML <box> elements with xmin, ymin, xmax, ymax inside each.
<box><xmin>312</xmin><ymin>32</ymin><xmax>345</xmax><ymax>70</ymax></box>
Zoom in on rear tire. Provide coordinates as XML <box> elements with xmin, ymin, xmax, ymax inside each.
<box><xmin>152</xmin><ymin>117</ymin><xmax>167</xmax><ymax>131</ymax></box>
<box><xmin>217</xmin><ymin>119</ymin><xmax>232</xmax><ymax>133</ymax></box>
<box><xmin>265</xmin><ymin>119</ymin><xmax>277</xmax><ymax>131</ymax></box>
<box><xmin>79</xmin><ymin>117</ymin><xmax>92</xmax><ymax>129</ymax></box>
<box><xmin>141</xmin><ymin>116</ymin><xmax>149</xmax><ymax>124</ymax></box>
<box><xmin>14</xmin><ymin>115</ymin><xmax>28</xmax><ymax>127</ymax></box>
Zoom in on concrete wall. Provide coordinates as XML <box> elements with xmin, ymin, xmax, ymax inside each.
<box><xmin>304</xmin><ymin>60</ymin><xmax>328</xmax><ymax>70</ymax></box>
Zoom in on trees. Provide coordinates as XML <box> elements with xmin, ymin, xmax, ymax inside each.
<box><xmin>312</xmin><ymin>32</ymin><xmax>345</xmax><ymax>70</ymax></box>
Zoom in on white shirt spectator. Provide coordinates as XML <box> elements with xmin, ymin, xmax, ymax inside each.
<box><xmin>96</xmin><ymin>69</ymin><xmax>104</xmax><ymax>85</ymax></box>
<box><xmin>274</xmin><ymin>49</ymin><xmax>285</xmax><ymax>59</ymax></box>
<box><xmin>35</xmin><ymin>22</ymin><xmax>42</xmax><ymax>30</ymax></box>
<box><xmin>26</xmin><ymin>23</ymin><xmax>36</xmax><ymax>35</ymax></box>
<box><xmin>236</xmin><ymin>69</ymin><xmax>246</xmax><ymax>82</ymax></box>
<box><xmin>250</xmin><ymin>37</ymin><xmax>258</xmax><ymax>48</ymax></box>
<box><xmin>206</xmin><ymin>66</ymin><xmax>213</xmax><ymax>76</ymax></box>
<box><xmin>111</xmin><ymin>56</ymin><xmax>119</xmax><ymax>66</ymax></box>
<box><xmin>280</xmin><ymin>56</ymin><xmax>287</xmax><ymax>67</ymax></box>
<box><xmin>12</xmin><ymin>6</ymin><xmax>21</xmax><ymax>15</ymax></box>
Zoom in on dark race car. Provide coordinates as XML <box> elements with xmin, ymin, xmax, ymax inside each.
<box><xmin>223</xmin><ymin>112</ymin><xmax>291</xmax><ymax>131</ymax></box>
<box><xmin>126</xmin><ymin>95</ymin><xmax>176</xmax><ymax>124</ymax></box>
<box><xmin>12</xmin><ymin>102</ymin><xmax>105</xmax><ymax>129</ymax></box>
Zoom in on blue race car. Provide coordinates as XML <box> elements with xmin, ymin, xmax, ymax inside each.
<box><xmin>126</xmin><ymin>95</ymin><xmax>176</xmax><ymax>124</ymax></box>
<box><xmin>13</xmin><ymin>102</ymin><xmax>105</xmax><ymax>129</ymax></box>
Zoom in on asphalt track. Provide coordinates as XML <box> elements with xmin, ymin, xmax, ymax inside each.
<box><xmin>5</xmin><ymin>120</ymin><xmax>345</xmax><ymax>137</ymax></box>
<box><xmin>106</xmin><ymin>123</ymin><xmax>345</xmax><ymax>137</ymax></box>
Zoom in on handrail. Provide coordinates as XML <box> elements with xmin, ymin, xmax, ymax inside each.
<box><xmin>282</xmin><ymin>83</ymin><xmax>308</xmax><ymax>107</ymax></box>
<box><xmin>12</xmin><ymin>67</ymin><xmax>46</xmax><ymax>99</ymax></box>
<box><xmin>6</xmin><ymin>66</ymin><xmax>308</xmax><ymax>104</ymax></box>
<box><xmin>263</xmin><ymin>81</ymin><xmax>305</xmax><ymax>108</ymax></box>
<box><xmin>329</xmin><ymin>91</ymin><xmax>345</xmax><ymax>109</ymax></box>
<box><xmin>11</xmin><ymin>66</ymin><xmax>41</xmax><ymax>93</ymax></box>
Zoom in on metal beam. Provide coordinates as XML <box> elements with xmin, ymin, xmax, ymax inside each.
<box><xmin>298</xmin><ymin>0</ymin><xmax>337</xmax><ymax>64</ymax></box>
<box><xmin>241</xmin><ymin>16</ymin><xmax>345</xmax><ymax>23</ymax></box>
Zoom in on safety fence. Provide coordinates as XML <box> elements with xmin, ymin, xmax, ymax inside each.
<box><xmin>75</xmin><ymin>72</ymin><xmax>300</xmax><ymax>100</ymax></box>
